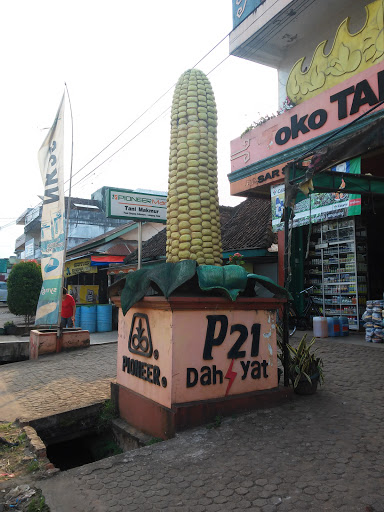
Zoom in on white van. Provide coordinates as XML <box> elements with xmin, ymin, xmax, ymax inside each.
<box><xmin>0</xmin><ymin>282</ymin><xmax>8</xmax><ymax>302</ymax></box>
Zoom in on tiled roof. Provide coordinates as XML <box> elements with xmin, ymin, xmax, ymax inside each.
<box><xmin>221</xmin><ymin>197</ymin><xmax>275</xmax><ymax>252</ymax></box>
<box><xmin>124</xmin><ymin>199</ymin><xmax>274</xmax><ymax>264</ymax></box>
<box><xmin>124</xmin><ymin>205</ymin><xmax>235</xmax><ymax>264</ymax></box>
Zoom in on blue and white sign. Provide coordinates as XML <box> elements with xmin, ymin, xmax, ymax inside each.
<box><xmin>232</xmin><ymin>0</ymin><xmax>264</xmax><ymax>29</ymax></box>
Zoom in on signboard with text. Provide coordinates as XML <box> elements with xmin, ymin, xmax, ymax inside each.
<box><xmin>107</xmin><ymin>188</ymin><xmax>167</xmax><ymax>223</ymax></box>
<box><xmin>64</xmin><ymin>257</ymin><xmax>97</xmax><ymax>277</ymax></box>
<box><xmin>25</xmin><ymin>239</ymin><xmax>35</xmax><ymax>259</ymax></box>
<box><xmin>230</xmin><ymin>63</ymin><xmax>384</xmax><ymax>183</ymax></box>
<box><xmin>117</xmin><ymin>301</ymin><xmax>278</xmax><ymax>409</ymax></box>
<box><xmin>271</xmin><ymin>158</ymin><xmax>361</xmax><ymax>232</ymax></box>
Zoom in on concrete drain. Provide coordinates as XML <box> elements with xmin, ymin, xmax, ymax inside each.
<box><xmin>46</xmin><ymin>427</ymin><xmax>122</xmax><ymax>470</ymax></box>
<box><xmin>27</xmin><ymin>402</ymin><xmax>152</xmax><ymax>472</ymax></box>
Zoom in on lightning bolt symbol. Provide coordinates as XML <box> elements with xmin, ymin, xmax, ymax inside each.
<box><xmin>225</xmin><ymin>359</ymin><xmax>237</xmax><ymax>396</ymax></box>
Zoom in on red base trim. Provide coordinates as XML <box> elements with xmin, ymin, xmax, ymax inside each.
<box><xmin>113</xmin><ymin>383</ymin><xmax>293</xmax><ymax>440</ymax></box>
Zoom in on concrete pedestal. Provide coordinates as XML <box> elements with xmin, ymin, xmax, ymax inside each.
<box><xmin>111</xmin><ymin>295</ymin><xmax>288</xmax><ymax>439</ymax></box>
<box><xmin>29</xmin><ymin>328</ymin><xmax>90</xmax><ymax>358</ymax></box>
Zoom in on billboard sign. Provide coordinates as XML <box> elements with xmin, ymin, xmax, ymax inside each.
<box><xmin>107</xmin><ymin>188</ymin><xmax>167</xmax><ymax>223</ymax></box>
<box><xmin>25</xmin><ymin>239</ymin><xmax>35</xmax><ymax>259</ymax></box>
<box><xmin>271</xmin><ymin>158</ymin><xmax>361</xmax><ymax>232</ymax></box>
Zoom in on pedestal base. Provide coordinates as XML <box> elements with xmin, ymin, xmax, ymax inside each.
<box><xmin>113</xmin><ymin>382</ymin><xmax>292</xmax><ymax>439</ymax></box>
<box><xmin>112</xmin><ymin>295</ymin><xmax>288</xmax><ymax>438</ymax></box>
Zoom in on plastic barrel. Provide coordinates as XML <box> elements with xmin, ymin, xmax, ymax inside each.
<box><xmin>326</xmin><ymin>317</ymin><xmax>340</xmax><ymax>337</ymax></box>
<box><xmin>80</xmin><ymin>305</ymin><xmax>97</xmax><ymax>333</ymax></box>
<box><xmin>313</xmin><ymin>317</ymin><xmax>328</xmax><ymax>338</ymax></box>
<box><xmin>96</xmin><ymin>304</ymin><xmax>112</xmax><ymax>332</ymax></box>
<box><xmin>75</xmin><ymin>306</ymin><xmax>81</xmax><ymax>328</ymax></box>
<box><xmin>338</xmin><ymin>316</ymin><xmax>349</xmax><ymax>336</ymax></box>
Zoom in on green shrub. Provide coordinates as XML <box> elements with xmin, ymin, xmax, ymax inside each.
<box><xmin>7</xmin><ymin>261</ymin><xmax>42</xmax><ymax>326</ymax></box>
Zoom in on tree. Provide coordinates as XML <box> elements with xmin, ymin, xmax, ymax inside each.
<box><xmin>7</xmin><ymin>261</ymin><xmax>42</xmax><ymax>327</ymax></box>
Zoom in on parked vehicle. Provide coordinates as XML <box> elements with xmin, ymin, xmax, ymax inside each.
<box><xmin>0</xmin><ymin>282</ymin><xmax>8</xmax><ymax>302</ymax></box>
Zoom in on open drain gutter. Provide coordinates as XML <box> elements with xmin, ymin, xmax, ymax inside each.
<box><xmin>24</xmin><ymin>402</ymin><xmax>152</xmax><ymax>471</ymax></box>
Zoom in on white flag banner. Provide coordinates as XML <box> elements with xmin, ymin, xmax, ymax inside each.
<box><xmin>35</xmin><ymin>93</ymin><xmax>66</xmax><ymax>326</ymax></box>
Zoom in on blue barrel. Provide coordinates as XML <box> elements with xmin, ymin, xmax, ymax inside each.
<box><xmin>75</xmin><ymin>306</ymin><xmax>81</xmax><ymax>328</ymax></box>
<box><xmin>327</xmin><ymin>317</ymin><xmax>340</xmax><ymax>337</ymax></box>
<box><xmin>81</xmin><ymin>305</ymin><xmax>97</xmax><ymax>333</ymax></box>
<box><xmin>97</xmin><ymin>304</ymin><xmax>112</xmax><ymax>332</ymax></box>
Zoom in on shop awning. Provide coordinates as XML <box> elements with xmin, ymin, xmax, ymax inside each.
<box><xmin>285</xmin><ymin>112</ymin><xmax>384</xmax><ymax>204</ymax></box>
<box><xmin>308</xmin><ymin>171</ymin><xmax>384</xmax><ymax>196</ymax></box>
<box><xmin>90</xmin><ymin>255</ymin><xmax>126</xmax><ymax>266</ymax></box>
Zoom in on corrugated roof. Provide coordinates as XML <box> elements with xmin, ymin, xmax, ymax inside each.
<box><xmin>66</xmin><ymin>221</ymin><xmax>135</xmax><ymax>256</ymax></box>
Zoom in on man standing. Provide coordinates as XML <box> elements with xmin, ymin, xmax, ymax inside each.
<box><xmin>61</xmin><ymin>288</ymin><xmax>76</xmax><ymax>328</ymax></box>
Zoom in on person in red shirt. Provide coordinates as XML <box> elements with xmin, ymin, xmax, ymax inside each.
<box><xmin>61</xmin><ymin>288</ymin><xmax>76</xmax><ymax>328</ymax></box>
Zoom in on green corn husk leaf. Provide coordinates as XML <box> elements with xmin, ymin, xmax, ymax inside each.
<box><xmin>197</xmin><ymin>265</ymin><xmax>248</xmax><ymax>301</ymax></box>
<box><xmin>120</xmin><ymin>260</ymin><xmax>197</xmax><ymax>315</ymax></box>
<box><xmin>149</xmin><ymin>259</ymin><xmax>197</xmax><ymax>298</ymax></box>
<box><xmin>247</xmin><ymin>273</ymin><xmax>292</xmax><ymax>299</ymax></box>
<box><xmin>120</xmin><ymin>268</ymin><xmax>152</xmax><ymax>316</ymax></box>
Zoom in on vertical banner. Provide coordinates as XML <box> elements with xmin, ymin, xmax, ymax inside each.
<box><xmin>35</xmin><ymin>94</ymin><xmax>65</xmax><ymax>325</ymax></box>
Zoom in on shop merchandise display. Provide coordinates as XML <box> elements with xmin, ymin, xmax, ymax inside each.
<box><xmin>306</xmin><ymin>218</ymin><xmax>367</xmax><ymax>330</ymax></box>
<box><xmin>362</xmin><ymin>300</ymin><xmax>384</xmax><ymax>343</ymax></box>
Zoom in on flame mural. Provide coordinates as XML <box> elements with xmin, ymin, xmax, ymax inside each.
<box><xmin>286</xmin><ymin>0</ymin><xmax>384</xmax><ymax>104</ymax></box>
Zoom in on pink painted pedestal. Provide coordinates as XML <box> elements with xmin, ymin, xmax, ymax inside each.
<box><xmin>29</xmin><ymin>328</ymin><xmax>90</xmax><ymax>358</ymax></box>
<box><xmin>111</xmin><ymin>296</ymin><xmax>289</xmax><ymax>439</ymax></box>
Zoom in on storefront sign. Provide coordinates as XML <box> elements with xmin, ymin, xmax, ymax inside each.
<box><xmin>275</xmin><ymin>71</ymin><xmax>384</xmax><ymax>146</ymax></box>
<box><xmin>244</xmin><ymin>165</ymin><xmax>286</xmax><ymax>189</ymax></box>
<box><xmin>271</xmin><ymin>158</ymin><xmax>361</xmax><ymax>232</ymax></box>
<box><xmin>64</xmin><ymin>257</ymin><xmax>97</xmax><ymax>276</ymax></box>
<box><xmin>107</xmin><ymin>188</ymin><xmax>167</xmax><ymax>223</ymax></box>
<box><xmin>230</xmin><ymin>63</ymin><xmax>384</xmax><ymax>183</ymax></box>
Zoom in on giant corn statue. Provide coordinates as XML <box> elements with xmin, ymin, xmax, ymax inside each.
<box><xmin>166</xmin><ymin>69</ymin><xmax>222</xmax><ymax>266</ymax></box>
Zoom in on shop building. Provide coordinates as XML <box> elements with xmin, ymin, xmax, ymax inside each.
<box><xmin>229</xmin><ymin>0</ymin><xmax>384</xmax><ymax>329</ymax></box>
<box><xmin>64</xmin><ymin>220</ymin><xmax>165</xmax><ymax>306</ymax></box>
<box><xmin>14</xmin><ymin>195</ymin><xmax>127</xmax><ymax>259</ymax></box>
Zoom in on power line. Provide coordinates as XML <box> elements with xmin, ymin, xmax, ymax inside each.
<box><xmin>0</xmin><ymin>220</ymin><xmax>17</xmax><ymax>230</ymax></box>
<box><xmin>66</xmin><ymin>0</ymin><xmax>283</xmax><ymax>191</ymax></box>
<box><xmin>68</xmin><ymin>54</ymin><xmax>234</xmax><ymax>193</ymax></box>
<box><xmin>70</xmin><ymin>103</ymin><xmax>172</xmax><ymax>190</ymax></box>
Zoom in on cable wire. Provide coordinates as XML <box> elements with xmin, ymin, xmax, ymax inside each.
<box><xmin>64</xmin><ymin>0</ymin><xmax>284</xmax><ymax>191</ymax></box>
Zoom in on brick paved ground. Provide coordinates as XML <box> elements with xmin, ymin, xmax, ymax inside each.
<box><xmin>37</xmin><ymin>339</ymin><xmax>384</xmax><ymax>512</ymax></box>
<box><xmin>0</xmin><ymin>344</ymin><xmax>117</xmax><ymax>422</ymax></box>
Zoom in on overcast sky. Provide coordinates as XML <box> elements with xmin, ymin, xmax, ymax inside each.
<box><xmin>0</xmin><ymin>0</ymin><xmax>277</xmax><ymax>258</ymax></box>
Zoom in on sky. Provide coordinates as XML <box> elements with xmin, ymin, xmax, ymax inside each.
<box><xmin>0</xmin><ymin>0</ymin><xmax>278</xmax><ymax>258</ymax></box>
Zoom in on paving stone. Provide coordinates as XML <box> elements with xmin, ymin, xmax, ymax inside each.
<box><xmin>0</xmin><ymin>338</ymin><xmax>380</xmax><ymax>512</ymax></box>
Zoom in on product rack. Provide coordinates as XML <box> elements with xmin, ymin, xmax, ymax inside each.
<box><xmin>305</xmin><ymin>218</ymin><xmax>368</xmax><ymax>330</ymax></box>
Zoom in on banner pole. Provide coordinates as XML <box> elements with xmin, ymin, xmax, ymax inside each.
<box><xmin>137</xmin><ymin>221</ymin><xmax>143</xmax><ymax>270</ymax></box>
<box><xmin>58</xmin><ymin>82</ymin><xmax>74</xmax><ymax>334</ymax></box>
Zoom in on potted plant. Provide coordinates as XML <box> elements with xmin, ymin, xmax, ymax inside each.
<box><xmin>287</xmin><ymin>334</ymin><xmax>324</xmax><ymax>395</ymax></box>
